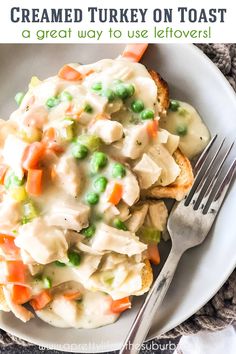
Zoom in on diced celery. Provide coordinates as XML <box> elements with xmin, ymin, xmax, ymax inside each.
<box><xmin>22</xmin><ymin>201</ymin><xmax>38</xmax><ymax>224</ymax></box>
<box><xmin>59</xmin><ymin>118</ymin><xmax>75</xmax><ymax>142</ymax></box>
<box><xmin>4</xmin><ymin>172</ymin><xmax>24</xmax><ymax>190</ymax></box>
<box><xmin>59</xmin><ymin>126</ymin><xmax>74</xmax><ymax>142</ymax></box>
<box><xmin>18</xmin><ymin>127</ymin><xmax>42</xmax><ymax>143</ymax></box>
<box><xmin>60</xmin><ymin>91</ymin><xmax>73</xmax><ymax>102</ymax></box>
<box><xmin>138</xmin><ymin>226</ymin><xmax>161</xmax><ymax>244</ymax></box>
<box><xmin>15</xmin><ymin>92</ymin><xmax>25</xmax><ymax>106</ymax></box>
<box><xmin>10</xmin><ymin>186</ymin><xmax>28</xmax><ymax>202</ymax></box>
<box><xmin>29</xmin><ymin>76</ymin><xmax>41</xmax><ymax>89</ymax></box>
<box><xmin>76</xmin><ymin>134</ymin><xmax>101</xmax><ymax>152</ymax></box>
<box><xmin>43</xmin><ymin>276</ymin><xmax>52</xmax><ymax>289</ymax></box>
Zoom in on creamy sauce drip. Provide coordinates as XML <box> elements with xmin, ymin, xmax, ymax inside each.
<box><xmin>160</xmin><ymin>101</ymin><xmax>210</xmax><ymax>159</ymax></box>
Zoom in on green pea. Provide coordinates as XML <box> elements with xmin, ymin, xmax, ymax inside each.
<box><xmin>126</xmin><ymin>83</ymin><xmax>135</xmax><ymax>97</ymax></box>
<box><xmin>92</xmin><ymin>82</ymin><xmax>102</xmax><ymax>91</ymax></box>
<box><xmin>43</xmin><ymin>276</ymin><xmax>52</xmax><ymax>289</ymax></box>
<box><xmin>83</xmin><ymin>103</ymin><xmax>93</xmax><ymax>113</ymax></box>
<box><xmin>90</xmin><ymin>152</ymin><xmax>108</xmax><ymax>173</ymax></box>
<box><xmin>46</xmin><ymin>97</ymin><xmax>60</xmax><ymax>108</ymax></box>
<box><xmin>113</xmin><ymin>218</ymin><xmax>128</xmax><ymax>231</ymax></box>
<box><xmin>131</xmin><ymin>100</ymin><xmax>144</xmax><ymax>113</ymax></box>
<box><xmin>22</xmin><ymin>201</ymin><xmax>38</xmax><ymax>223</ymax></box>
<box><xmin>86</xmin><ymin>192</ymin><xmax>99</xmax><ymax>205</ymax></box>
<box><xmin>102</xmin><ymin>88</ymin><xmax>116</xmax><ymax>102</ymax></box>
<box><xmin>15</xmin><ymin>92</ymin><xmax>25</xmax><ymax>106</ymax></box>
<box><xmin>72</xmin><ymin>143</ymin><xmax>88</xmax><ymax>160</ymax></box>
<box><xmin>115</xmin><ymin>84</ymin><xmax>129</xmax><ymax>100</ymax></box>
<box><xmin>111</xmin><ymin>163</ymin><xmax>126</xmax><ymax>179</ymax></box>
<box><xmin>54</xmin><ymin>260</ymin><xmax>66</xmax><ymax>267</ymax></box>
<box><xmin>140</xmin><ymin>109</ymin><xmax>154</xmax><ymax>120</ymax></box>
<box><xmin>93</xmin><ymin>176</ymin><xmax>108</xmax><ymax>193</ymax></box>
<box><xmin>169</xmin><ymin>100</ymin><xmax>180</xmax><ymax>112</ymax></box>
<box><xmin>4</xmin><ymin>173</ymin><xmax>24</xmax><ymax>190</ymax></box>
<box><xmin>60</xmin><ymin>91</ymin><xmax>73</xmax><ymax>102</ymax></box>
<box><xmin>68</xmin><ymin>251</ymin><xmax>81</xmax><ymax>267</ymax></box>
<box><xmin>81</xmin><ymin>224</ymin><xmax>96</xmax><ymax>239</ymax></box>
<box><xmin>176</xmin><ymin>124</ymin><xmax>188</xmax><ymax>136</ymax></box>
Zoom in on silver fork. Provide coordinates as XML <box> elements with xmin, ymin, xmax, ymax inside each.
<box><xmin>119</xmin><ymin>136</ymin><xmax>236</xmax><ymax>354</ymax></box>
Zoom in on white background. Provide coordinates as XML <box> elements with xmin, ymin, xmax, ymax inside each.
<box><xmin>0</xmin><ymin>0</ymin><xmax>235</xmax><ymax>43</ymax></box>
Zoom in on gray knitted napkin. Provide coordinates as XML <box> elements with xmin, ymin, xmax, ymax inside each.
<box><xmin>0</xmin><ymin>44</ymin><xmax>236</xmax><ymax>353</ymax></box>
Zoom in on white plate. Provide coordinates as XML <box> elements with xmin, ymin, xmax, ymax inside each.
<box><xmin>0</xmin><ymin>44</ymin><xmax>236</xmax><ymax>353</ymax></box>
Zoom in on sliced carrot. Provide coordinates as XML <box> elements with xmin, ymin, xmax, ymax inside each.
<box><xmin>22</xmin><ymin>142</ymin><xmax>45</xmax><ymax>170</ymax></box>
<box><xmin>11</xmin><ymin>285</ymin><xmax>31</xmax><ymax>305</ymax></box>
<box><xmin>146</xmin><ymin>119</ymin><xmax>158</xmax><ymax>138</ymax></box>
<box><xmin>6</xmin><ymin>261</ymin><xmax>26</xmax><ymax>284</ymax></box>
<box><xmin>108</xmin><ymin>183</ymin><xmax>123</xmax><ymax>205</ymax></box>
<box><xmin>0</xmin><ymin>234</ymin><xmax>19</xmax><ymax>257</ymax></box>
<box><xmin>111</xmin><ymin>297</ymin><xmax>131</xmax><ymax>314</ymax></box>
<box><xmin>63</xmin><ymin>291</ymin><xmax>82</xmax><ymax>301</ymax></box>
<box><xmin>0</xmin><ymin>164</ymin><xmax>8</xmax><ymax>185</ymax></box>
<box><xmin>30</xmin><ymin>290</ymin><xmax>52</xmax><ymax>311</ymax></box>
<box><xmin>147</xmin><ymin>244</ymin><xmax>160</xmax><ymax>265</ymax></box>
<box><xmin>122</xmin><ymin>44</ymin><xmax>148</xmax><ymax>62</ymax></box>
<box><xmin>26</xmin><ymin>169</ymin><xmax>43</xmax><ymax>196</ymax></box>
<box><xmin>58</xmin><ymin>65</ymin><xmax>83</xmax><ymax>81</ymax></box>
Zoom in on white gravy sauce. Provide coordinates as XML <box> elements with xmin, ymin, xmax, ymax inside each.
<box><xmin>160</xmin><ymin>101</ymin><xmax>210</xmax><ymax>159</ymax></box>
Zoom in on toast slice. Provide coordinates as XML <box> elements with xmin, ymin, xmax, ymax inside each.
<box><xmin>146</xmin><ymin>70</ymin><xmax>194</xmax><ymax>201</ymax></box>
<box><xmin>144</xmin><ymin>149</ymin><xmax>194</xmax><ymax>201</ymax></box>
<box><xmin>134</xmin><ymin>259</ymin><xmax>153</xmax><ymax>296</ymax></box>
<box><xmin>149</xmin><ymin>70</ymin><xmax>169</xmax><ymax>116</ymax></box>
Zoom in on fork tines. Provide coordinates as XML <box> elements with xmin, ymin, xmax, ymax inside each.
<box><xmin>184</xmin><ymin>135</ymin><xmax>236</xmax><ymax>214</ymax></box>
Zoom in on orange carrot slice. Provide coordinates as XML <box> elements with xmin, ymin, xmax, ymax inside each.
<box><xmin>11</xmin><ymin>285</ymin><xmax>31</xmax><ymax>305</ymax></box>
<box><xmin>26</xmin><ymin>169</ymin><xmax>43</xmax><ymax>196</ymax></box>
<box><xmin>6</xmin><ymin>261</ymin><xmax>26</xmax><ymax>284</ymax></box>
<box><xmin>30</xmin><ymin>290</ymin><xmax>52</xmax><ymax>311</ymax></box>
<box><xmin>58</xmin><ymin>65</ymin><xmax>83</xmax><ymax>81</ymax></box>
<box><xmin>146</xmin><ymin>119</ymin><xmax>158</xmax><ymax>138</ymax></box>
<box><xmin>147</xmin><ymin>244</ymin><xmax>160</xmax><ymax>265</ymax></box>
<box><xmin>111</xmin><ymin>297</ymin><xmax>131</xmax><ymax>313</ymax></box>
<box><xmin>108</xmin><ymin>183</ymin><xmax>123</xmax><ymax>205</ymax></box>
<box><xmin>0</xmin><ymin>234</ymin><xmax>19</xmax><ymax>257</ymax></box>
<box><xmin>22</xmin><ymin>142</ymin><xmax>45</xmax><ymax>170</ymax></box>
<box><xmin>122</xmin><ymin>44</ymin><xmax>148</xmax><ymax>62</ymax></box>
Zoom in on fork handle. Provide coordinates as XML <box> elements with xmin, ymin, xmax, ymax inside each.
<box><xmin>119</xmin><ymin>248</ymin><xmax>183</xmax><ymax>354</ymax></box>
